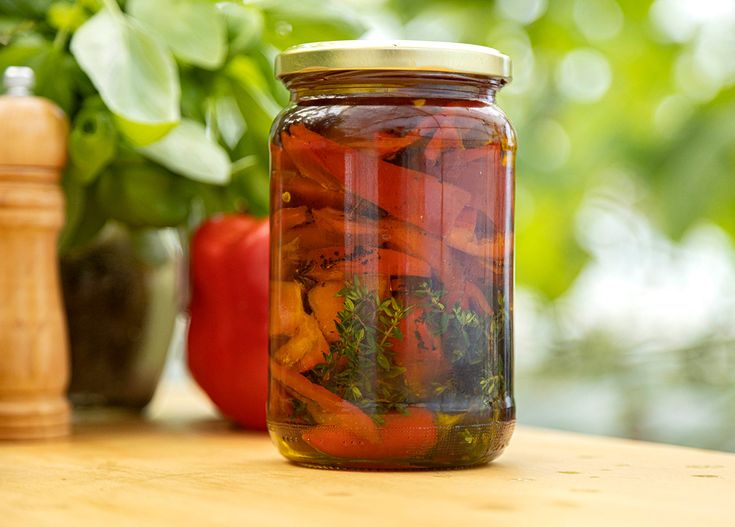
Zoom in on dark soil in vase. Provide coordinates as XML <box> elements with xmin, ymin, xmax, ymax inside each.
<box><xmin>60</xmin><ymin>227</ymin><xmax>179</xmax><ymax>409</ymax></box>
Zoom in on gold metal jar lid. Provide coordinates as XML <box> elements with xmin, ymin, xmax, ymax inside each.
<box><xmin>276</xmin><ymin>40</ymin><xmax>512</xmax><ymax>81</ymax></box>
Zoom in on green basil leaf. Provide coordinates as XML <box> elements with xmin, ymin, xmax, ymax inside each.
<box><xmin>260</xmin><ymin>0</ymin><xmax>365</xmax><ymax>48</ymax></box>
<box><xmin>128</xmin><ymin>0</ymin><xmax>226</xmax><ymax>70</ymax></box>
<box><xmin>33</xmin><ymin>48</ymin><xmax>76</xmax><ymax>114</ymax></box>
<box><xmin>60</xmin><ymin>178</ymin><xmax>107</xmax><ymax>253</ymax></box>
<box><xmin>0</xmin><ymin>40</ymin><xmax>75</xmax><ymax>114</ymax></box>
<box><xmin>96</xmin><ymin>162</ymin><xmax>191</xmax><ymax>228</ymax></box>
<box><xmin>180</xmin><ymin>70</ymin><xmax>208</xmax><ymax>123</ymax></box>
<box><xmin>139</xmin><ymin>119</ymin><xmax>231</xmax><ymax>185</ymax></box>
<box><xmin>0</xmin><ymin>35</ymin><xmax>46</xmax><ymax>77</ymax></box>
<box><xmin>47</xmin><ymin>2</ymin><xmax>88</xmax><ymax>32</ymax></box>
<box><xmin>71</xmin><ymin>60</ymin><xmax>98</xmax><ymax>99</ymax></box>
<box><xmin>0</xmin><ymin>17</ymin><xmax>34</xmax><ymax>46</ymax></box>
<box><xmin>70</xmin><ymin>8</ymin><xmax>180</xmax><ymax>145</ymax></box>
<box><xmin>58</xmin><ymin>169</ymin><xmax>86</xmax><ymax>254</ymax></box>
<box><xmin>249</xmin><ymin>44</ymin><xmax>290</xmax><ymax>107</ymax></box>
<box><xmin>232</xmin><ymin>164</ymin><xmax>269</xmax><ymax>217</ymax></box>
<box><xmin>113</xmin><ymin>116</ymin><xmax>176</xmax><ymax>147</ymax></box>
<box><xmin>214</xmin><ymin>93</ymin><xmax>245</xmax><ymax>149</ymax></box>
<box><xmin>78</xmin><ymin>0</ymin><xmax>102</xmax><ymax>11</ymax></box>
<box><xmin>219</xmin><ymin>2</ymin><xmax>263</xmax><ymax>55</ymax></box>
<box><xmin>69</xmin><ymin>101</ymin><xmax>118</xmax><ymax>184</ymax></box>
<box><xmin>229</xmin><ymin>147</ymin><xmax>269</xmax><ymax>217</ymax></box>
<box><xmin>0</xmin><ymin>0</ymin><xmax>53</xmax><ymax>18</ymax></box>
<box><xmin>226</xmin><ymin>55</ymin><xmax>280</xmax><ymax>144</ymax></box>
<box><xmin>206</xmin><ymin>76</ymin><xmax>246</xmax><ymax>149</ymax></box>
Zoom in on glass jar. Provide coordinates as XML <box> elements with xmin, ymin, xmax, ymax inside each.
<box><xmin>61</xmin><ymin>224</ymin><xmax>182</xmax><ymax>409</ymax></box>
<box><xmin>268</xmin><ymin>41</ymin><xmax>516</xmax><ymax>469</ymax></box>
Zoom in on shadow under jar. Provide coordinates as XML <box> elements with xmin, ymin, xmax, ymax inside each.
<box><xmin>268</xmin><ymin>41</ymin><xmax>516</xmax><ymax>469</ymax></box>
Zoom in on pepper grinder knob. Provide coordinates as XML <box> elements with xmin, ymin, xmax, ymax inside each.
<box><xmin>3</xmin><ymin>66</ymin><xmax>35</xmax><ymax>96</ymax></box>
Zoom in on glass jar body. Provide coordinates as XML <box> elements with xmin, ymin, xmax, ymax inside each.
<box><xmin>268</xmin><ymin>71</ymin><xmax>516</xmax><ymax>469</ymax></box>
<box><xmin>62</xmin><ymin>224</ymin><xmax>181</xmax><ymax>409</ymax></box>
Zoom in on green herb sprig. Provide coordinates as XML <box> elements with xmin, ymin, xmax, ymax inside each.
<box><xmin>413</xmin><ymin>280</ymin><xmax>505</xmax><ymax>408</ymax></box>
<box><xmin>310</xmin><ymin>276</ymin><xmax>412</xmax><ymax>417</ymax></box>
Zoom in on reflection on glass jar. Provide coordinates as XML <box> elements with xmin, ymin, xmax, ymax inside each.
<box><xmin>268</xmin><ymin>41</ymin><xmax>516</xmax><ymax>469</ymax></box>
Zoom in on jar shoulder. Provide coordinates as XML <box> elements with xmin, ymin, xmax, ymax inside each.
<box><xmin>271</xmin><ymin>100</ymin><xmax>515</xmax><ymax>149</ymax></box>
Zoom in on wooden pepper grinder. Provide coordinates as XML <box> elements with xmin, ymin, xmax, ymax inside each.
<box><xmin>0</xmin><ymin>67</ymin><xmax>71</xmax><ymax>439</ymax></box>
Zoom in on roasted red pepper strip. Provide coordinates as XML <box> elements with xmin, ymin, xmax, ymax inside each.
<box><xmin>309</xmin><ymin>207</ymin><xmax>494</xmax><ymax>314</ymax></box>
<box><xmin>311</xmin><ymin>207</ymin><xmax>378</xmax><ymax>236</ymax></box>
<box><xmin>285</xmin><ymin>131</ymin><xmax>497</xmax><ymax>268</ymax></box>
<box><xmin>279</xmin><ymin>171</ymin><xmax>346</xmax><ymax>211</ymax></box>
<box><xmin>307</xmin><ymin>281</ymin><xmax>344</xmax><ymax>343</ymax></box>
<box><xmin>393</xmin><ymin>307</ymin><xmax>450</xmax><ymax>397</ymax></box>
<box><xmin>404</xmin><ymin>111</ymin><xmax>496</xmax><ymax>163</ymax></box>
<box><xmin>439</xmin><ymin>144</ymin><xmax>506</xmax><ymax>216</ymax></box>
<box><xmin>270</xmin><ymin>281</ymin><xmax>327</xmax><ymax>372</ymax></box>
<box><xmin>271</xmin><ymin>205</ymin><xmax>308</xmax><ymax>233</ymax></box>
<box><xmin>303</xmin><ymin>246</ymin><xmax>433</xmax><ymax>282</ymax></box>
<box><xmin>271</xmin><ymin>142</ymin><xmax>298</xmax><ymax>174</ymax></box>
<box><xmin>341</xmin><ymin>130</ymin><xmax>421</xmax><ymax>158</ymax></box>
<box><xmin>271</xmin><ymin>206</ymin><xmax>310</xmax><ymax>283</ymax></box>
<box><xmin>270</xmin><ymin>360</ymin><xmax>380</xmax><ymax>444</ymax></box>
<box><xmin>268</xmin><ymin>379</ymin><xmax>294</xmax><ymax>421</ymax></box>
<box><xmin>382</xmin><ymin>220</ymin><xmax>494</xmax><ymax>315</ymax></box>
<box><xmin>273</xmin><ymin>315</ymin><xmax>328</xmax><ymax>372</ymax></box>
<box><xmin>269</xmin><ymin>280</ymin><xmax>304</xmax><ymax>337</ymax></box>
<box><xmin>452</xmin><ymin>249</ymin><xmax>503</xmax><ymax>290</ymax></box>
<box><xmin>314</xmin><ymin>206</ymin><xmax>496</xmax><ymax>267</ymax></box>
<box><xmin>282</xmin><ymin>124</ymin><xmax>471</xmax><ymax>238</ymax></box>
<box><xmin>441</xmin><ymin>144</ymin><xmax>501</xmax><ymax>186</ymax></box>
<box><xmin>406</xmin><ymin>114</ymin><xmax>464</xmax><ymax>163</ymax></box>
<box><xmin>302</xmin><ymin>408</ymin><xmax>437</xmax><ymax>459</ymax></box>
<box><xmin>283</xmin><ymin>223</ymin><xmax>344</xmax><ymax>250</ymax></box>
<box><xmin>444</xmin><ymin>207</ymin><xmax>495</xmax><ymax>258</ymax></box>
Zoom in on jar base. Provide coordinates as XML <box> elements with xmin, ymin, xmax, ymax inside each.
<box><xmin>269</xmin><ymin>419</ymin><xmax>515</xmax><ymax>471</ymax></box>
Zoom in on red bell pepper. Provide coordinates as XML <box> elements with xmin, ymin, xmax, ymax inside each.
<box><xmin>187</xmin><ymin>214</ymin><xmax>269</xmax><ymax>430</ymax></box>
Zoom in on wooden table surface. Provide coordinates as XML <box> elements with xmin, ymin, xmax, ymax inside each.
<box><xmin>1</xmin><ymin>386</ymin><xmax>734</xmax><ymax>527</ymax></box>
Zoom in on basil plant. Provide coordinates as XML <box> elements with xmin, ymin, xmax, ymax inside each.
<box><xmin>0</xmin><ymin>0</ymin><xmax>364</xmax><ymax>252</ymax></box>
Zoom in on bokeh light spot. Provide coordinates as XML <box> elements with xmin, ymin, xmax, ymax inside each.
<box><xmin>556</xmin><ymin>48</ymin><xmax>612</xmax><ymax>103</ymax></box>
<box><xmin>496</xmin><ymin>0</ymin><xmax>548</xmax><ymax>25</ymax></box>
<box><xmin>573</xmin><ymin>0</ymin><xmax>624</xmax><ymax>41</ymax></box>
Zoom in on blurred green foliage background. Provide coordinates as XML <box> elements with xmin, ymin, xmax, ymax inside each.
<box><xmin>2</xmin><ymin>0</ymin><xmax>734</xmax><ymax>450</ymax></box>
<box><xmin>376</xmin><ymin>0</ymin><xmax>735</xmax><ymax>452</ymax></box>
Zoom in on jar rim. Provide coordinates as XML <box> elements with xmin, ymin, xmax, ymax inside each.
<box><xmin>275</xmin><ymin>40</ymin><xmax>512</xmax><ymax>82</ymax></box>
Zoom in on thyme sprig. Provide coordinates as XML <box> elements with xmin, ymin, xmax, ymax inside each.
<box><xmin>413</xmin><ymin>280</ymin><xmax>505</xmax><ymax>407</ymax></box>
<box><xmin>310</xmin><ymin>276</ymin><xmax>412</xmax><ymax>416</ymax></box>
